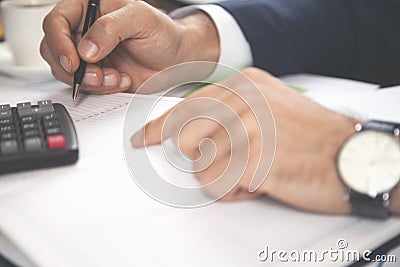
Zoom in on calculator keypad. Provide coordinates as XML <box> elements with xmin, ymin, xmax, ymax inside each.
<box><xmin>7</xmin><ymin>100</ymin><xmax>66</xmax><ymax>153</ymax></box>
<box><xmin>0</xmin><ymin>101</ymin><xmax>78</xmax><ymax>174</ymax></box>
<box><xmin>0</xmin><ymin>100</ymin><xmax>67</xmax><ymax>154</ymax></box>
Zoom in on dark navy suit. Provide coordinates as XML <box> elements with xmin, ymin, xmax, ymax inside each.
<box><xmin>217</xmin><ymin>0</ymin><xmax>400</xmax><ymax>86</ymax></box>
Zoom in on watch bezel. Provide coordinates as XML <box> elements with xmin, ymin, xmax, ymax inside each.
<box><xmin>336</xmin><ymin>129</ymin><xmax>400</xmax><ymax>198</ymax></box>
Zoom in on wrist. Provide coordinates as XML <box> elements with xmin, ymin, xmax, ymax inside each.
<box><xmin>175</xmin><ymin>11</ymin><xmax>220</xmax><ymax>63</ymax></box>
<box><xmin>389</xmin><ymin>186</ymin><xmax>400</xmax><ymax>215</ymax></box>
<box><xmin>311</xmin><ymin>112</ymin><xmax>359</xmax><ymax>214</ymax></box>
<box><xmin>327</xmin><ymin>115</ymin><xmax>359</xmax><ymax>213</ymax></box>
<box><xmin>325</xmin><ymin>114</ymin><xmax>360</xmax><ymax>157</ymax></box>
<box><xmin>321</xmin><ymin>114</ymin><xmax>358</xmax><ymax>214</ymax></box>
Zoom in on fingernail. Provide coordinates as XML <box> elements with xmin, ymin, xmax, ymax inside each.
<box><xmin>103</xmin><ymin>74</ymin><xmax>118</xmax><ymax>87</ymax></box>
<box><xmin>119</xmin><ymin>75</ymin><xmax>131</xmax><ymax>88</ymax></box>
<box><xmin>83</xmin><ymin>72</ymin><xmax>100</xmax><ymax>86</ymax></box>
<box><xmin>131</xmin><ymin>128</ymin><xmax>144</xmax><ymax>148</ymax></box>
<box><xmin>79</xmin><ymin>39</ymin><xmax>99</xmax><ymax>58</ymax></box>
<box><xmin>60</xmin><ymin>55</ymin><xmax>71</xmax><ymax>73</ymax></box>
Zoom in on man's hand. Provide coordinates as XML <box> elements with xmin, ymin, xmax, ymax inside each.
<box><xmin>131</xmin><ymin>67</ymin><xmax>359</xmax><ymax>214</ymax></box>
<box><xmin>40</xmin><ymin>0</ymin><xmax>219</xmax><ymax>94</ymax></box>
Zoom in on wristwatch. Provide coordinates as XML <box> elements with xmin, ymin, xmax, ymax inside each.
<box><xmin>336</xmin><ymin>120</ymin><xmax>400</xmax><ymax>219</ymax></box>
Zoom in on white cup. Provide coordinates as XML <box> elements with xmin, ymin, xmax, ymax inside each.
<box><xmin>0</xmin><ymin>0</ymin><xmax>58</xmax><ymax>66</ymax></box>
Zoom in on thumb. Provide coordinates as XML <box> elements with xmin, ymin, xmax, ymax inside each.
<box><xmin>77</xmin><ymin>1</ymin><xmax>160</xmax><ymax>63</ymax></box>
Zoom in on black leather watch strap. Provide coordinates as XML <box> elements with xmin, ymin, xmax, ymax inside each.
<box><xmin>349</xmin><ymin>191</ymin><xmax>389</xmax><ymax>219</ymax></box>
<box><xmin>364</xmin><ymin>120</ymin><xmax>400</xmax><ymax>134</ymax></box>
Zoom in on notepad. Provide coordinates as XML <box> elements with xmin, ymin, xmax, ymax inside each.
<box><xmin>0</xmin><ymin>75</ymin><xmax>398</xmax><ymax>267</ymax></box>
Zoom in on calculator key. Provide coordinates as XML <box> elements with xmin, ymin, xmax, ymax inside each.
<box><xmin>17</xmin><ymin>102</ymin><xmax>31</xmax><ymax>109</ymax></box>
<box><xmin>1</xmin><ymin>132</ymin><xmax>16</xmax><ymax>140</ymax></box>
<box><xmin>18</xmin><ymin>105</ymin><xmax>54</xmax><ymax>117</ymax></box>
<box><xmin>21</xmin><ymin>116</ymin><xmax>34</xmax><ymax>123</ymax></box>
<box><xmin>43</xmin><ymin>113</ymin><xmax>57</xmax><ymax>121</ymax></box>
<box><xmin>23</xmin><ymin>129</ymin><xmax>39</xmax><ymax>138</ymax></box>
<box><xmin>34</xmin><ymin>105</ymin><xmax>54</xmax><ymax>114</ymax></box>
<box><xmin>44</xmin><ymin>120</ymin><xmax>59</xmax><ymax>129</ymax></box>
<box><xmin>22</xmin><ymin>123</ymin><xmax>37</xmax><ymax>131</ymax></box>
<box><xmin>38</xmin><ymin>100</ymin><xmax>52</xmax><ymax>107</ymax></box>
<box><xmin>24</xmin><ymin>137</ymin><xmax>43</xmax><ymax>152</ymax></box>
<box><xmin>0</xmin><ymin>110</ymin><xmax>12</xmax><ymax>119</ymax></box>
<box><xmin>0</xmin><ymin>104</ymin><xmax>11</xmax><ymax>111</ymax></box>
<box><xmin>46</xmin><ymin>127</ymin><xmax>61</xmax><ymax>135</ymax></box>
<box><xmin>0</xmin><ymin>125</ymin><xmax>14</xmax><ymax>133</ymax></box>
<box><xmin>17</xmin><ymin>108</ymin><xmax>31</xmax><ymax>117</ymax></box>
<box><xmin>1</xmin><ymin>139</ymin><xmax>18</xmax><ymax>154</ymax></box>
<box><xmin>47</xmin><ymin>134</ymin><xmax>66</xmax><ymax>150</ymax></box>
<box><xmin>0</xmin><ymin>118</ymin><xmax>12</xmax><ymax>125</ymax></box>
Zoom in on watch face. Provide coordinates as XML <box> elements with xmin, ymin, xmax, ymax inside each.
<box><xmin>337</xmin><ymin>130</ymin><xmax>400</xmax><ymax>197</ymax></box>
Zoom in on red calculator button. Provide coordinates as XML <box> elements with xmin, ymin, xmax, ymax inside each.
<box><xmin>47</xmin><ymin>134</ymin><xmax>66</xmax><ymax>150</ymax></box>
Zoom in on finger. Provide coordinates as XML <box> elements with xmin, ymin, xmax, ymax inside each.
<box><xmin>42</xmin><ymin>0</ymin><xmax>88</xmax><ymax>73</ymax></box>
<box><xmin>178</xmin><ymin>119</ymin><xmax>229</xmax><ymax>161</ymax></box>
<box><xmin>40</xmin><ymin>39</ymin><xmax>74</xmax><ymax>85</ymax></box>
<box><xmin>131</xmin><ymin>82</ymin><xmax>247</xmax><ymax>148</ymax></box>
<box><xmin>188</xmin><ymin>82</ymin><xmax>255</xmax><ymax>123</ymax></box>
<box><xmin>131</xmin><ymin>112</ymin><xmax>165</xmax><ymax>148</ymax></box>
<box><xmin>221</xmin><ymin>188</ymin><xmax>262</xmax><ymax>201</ymax></box>
<box><xmin>185</xmin><ymin>81</ymin><xmax>229</xmax><ymax>99</ymax></box>
<box><xmin>81</xmin><ymin>66</ymin><xmax>131</xmax><ymax>94</ymax></box>
<box><xmin>195</xmin><ymin>145</ymin><xmax>262</xmax><ymax>201</ymax></box>
<box><xmin>191</xmin><ymin>110</ymin><xmax>263</xmax><ymax>198</ymax></box>
<box><xmin>42</xmin><ymin>36</ymin><xmax>132</xmax><ymax>93</ymax></box>
<box><xmin>41</xmin><ymin>38</ymin><xmax>127</xmax><ymax>93</ymax></box>
<box><xmin>194</xmin><ymin>132</ymin><xmax>231</xmax><ymax>185</ymax></box>
<box><xmin>175</xmin><ymin>89</ymin><xmax>256</xmax><ymax>153</ymax></box>
<box><xmin>177</xmin><ymin>97</ymin><xmax>257</xmax><ymax>156</ymax></box>
<box><xmin>78</xmin><ymin>1</ymin><xmax>164</xmax><ymax>62</ymax></box>
<box><xmin>199</xmin><ymin>152</ymin><xmax>263</xmax><ymax>202</ymax></box>
<box><xmin>130</xmin><ymin>95</ymin><xmax>223</xmax><ymax>148</ymax></box>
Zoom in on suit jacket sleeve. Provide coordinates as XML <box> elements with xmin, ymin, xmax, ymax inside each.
<box><xmin>217</xmin><ymin>0</ymin><xmax>400</xmax><ymax>86</ymax></box>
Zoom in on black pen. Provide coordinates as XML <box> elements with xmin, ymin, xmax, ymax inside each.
<box><xmin>73</xmin><ymin>0</ymin><xmax>100</xmax><ymax>102</ymax></box>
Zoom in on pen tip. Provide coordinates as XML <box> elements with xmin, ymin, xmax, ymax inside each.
<box><xmin>73</xmin><ymin>83</ymin><xmax>80</xmax><ymax>102</ymax></box>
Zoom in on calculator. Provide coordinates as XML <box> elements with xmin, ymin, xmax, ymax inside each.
<box><xmin>0</xmin><ymin>100</ymin><xmax>78</xmax><ymax>174</ymax></box>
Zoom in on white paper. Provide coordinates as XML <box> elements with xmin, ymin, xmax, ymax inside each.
<box><xmin>0</xmin><ymin>76</ymin><xmax>399</xmax><ymax>267</ymax></box>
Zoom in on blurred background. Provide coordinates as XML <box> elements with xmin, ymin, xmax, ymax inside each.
<box><xmin>0</xmin><ymin>0</ymin><xmax>224</xmax><ymax>41</ymax></box>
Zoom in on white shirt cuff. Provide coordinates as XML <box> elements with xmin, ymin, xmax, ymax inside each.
<box><xmin>170</xmin><ymin>4</ymin><xmax>253</xmax><ymax>81</ymax></box>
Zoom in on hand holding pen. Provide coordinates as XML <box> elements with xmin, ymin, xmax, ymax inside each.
<box><xmin>40</xmin><ymin>0</ymin><xmax>219</xmax><ymax>95</ymax></box>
